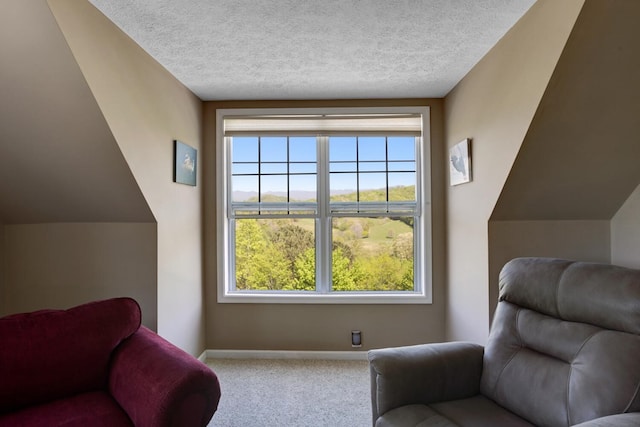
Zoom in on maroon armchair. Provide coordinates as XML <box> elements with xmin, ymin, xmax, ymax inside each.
<box><xmin>0</xmin><ymin>297</ymin><xmax>221</xmax><ymax>427</ymax></box>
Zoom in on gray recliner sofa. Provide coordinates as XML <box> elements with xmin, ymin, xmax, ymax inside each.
<box><xmin>369</xmin><ymin>257</ymin><xmax>640</xmax><ymax>427</ymax></box>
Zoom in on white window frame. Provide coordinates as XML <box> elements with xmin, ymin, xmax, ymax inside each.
<box><xmin>216</xmin><ymin>106</ymin><xmax>432</xmax><ymax>304</ymax></box>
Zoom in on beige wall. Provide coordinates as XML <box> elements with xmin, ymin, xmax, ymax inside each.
<box><xmin>204</xmin><ymin>99</ymin><xmax>447</xmax><ymax>351</ymax></box>
<box><xmin>49</xmin><ymin>0</ymin><xmax>206</xmax><ymax>355</ymax></box>
<box><xmin>1</xmin><ymin>223</ymin><xmax>157</xmax><ymax>328</ymax></box>
<box><xmin>444</xmin><ymin>0</ymin><xmax>584</xmax><ymax>343</ymax></box>
<box><xmin>612</xmin><ymin>184</ymin><xmax>640</xmax><ymax>269</ymax></box>
<box><xmin>488</xmin><ymin>220</ymin><xmax>610</xmax><ymax>300</ymax></box>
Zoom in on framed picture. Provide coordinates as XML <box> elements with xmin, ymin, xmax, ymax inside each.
<box><xmin>173</xmin><ymin>140</ymin><xmax>197</xmax><ymax>186</ymax></box>
<box><xmin>449</xmin><ymin>138</ymin><xmax>472</xmax><ymax>186</ymax></box>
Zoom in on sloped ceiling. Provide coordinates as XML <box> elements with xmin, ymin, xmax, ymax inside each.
<box><xmin>0</xmin><ymin>1</ymin><xmax>154</xmax><ymax>223</ymax></box>
<box><xmin>492</xmin><ymin>0</ymin><xmax>640</xmax><ymax>221</ymax></box>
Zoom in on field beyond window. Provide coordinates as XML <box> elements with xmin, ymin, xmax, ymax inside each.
<box><xmin>234</xmin><ymin>215</ymin><xmax>414</xmax><ymax>292</ymax></box>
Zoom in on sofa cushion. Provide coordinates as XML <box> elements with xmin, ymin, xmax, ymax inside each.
<box><xmin>0</xmin><ymin>391</ymin><xmax>134</xmax><ymax>427</ymax></box>
<box><xmin>376</xmin><ymin>397</ymin><xmax>535</xmax><ymax>427</ymax></box>
<box><xmin>430</xmin><ymin>396</ymin><xmax>534</xmax><ymax>427</ymax></box>
<box><xmin>0</xmin><ymin>298</ymin><xmax>141</xmax><ymax>413</ymax></box>
<box><xmin>375</xmin><ymin>404</ymin><xmax>457</xmax><ymax>427</ymax></box>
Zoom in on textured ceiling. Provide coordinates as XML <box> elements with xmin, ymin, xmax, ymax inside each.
<box><xmin>88</xmin><ymin>0</ymin><xmax>536</xmax><ymax>101</ymax></box>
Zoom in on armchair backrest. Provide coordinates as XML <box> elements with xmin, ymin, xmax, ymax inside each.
<box><xmin>480</xmin><ymin>258</ymin><xmax>640</xmax><ymax>427</ymax></box>
<box><xmin>0</xmin><ymin>298</ymin><xmax>141</xmax><ymax>413</ymax></box>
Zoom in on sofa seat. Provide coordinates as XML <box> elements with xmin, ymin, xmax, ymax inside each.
<box><xmin>0</xmin><ymin>391</ymin><xmax>133</xmax><ymax>427</ymax></box>
<box><xmin>377</xmin><ymin>396</ymin><xmax>534</xmax><ymax>427</ymax></box>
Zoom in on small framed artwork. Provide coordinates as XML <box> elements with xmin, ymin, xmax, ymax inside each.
<box><xmin>173</xmin><ymin>140</ymin><xmax>197</xmax><ymax>186</ymax></box>
<box><xmin>449</xmin><ymin>138</ymin><xmax>472</xmax><ymax>186</ymax></box>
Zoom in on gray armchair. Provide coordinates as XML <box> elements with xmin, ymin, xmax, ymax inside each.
<box><xmin>369</xmin><ymin>258</ymin><xmax>640</xmax><ymax>427</ymax></box>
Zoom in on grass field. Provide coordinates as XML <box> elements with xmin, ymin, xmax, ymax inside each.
<box><xmin>290</xmin><ymin>216</ymin><xmax>411</xmax><ymax>255</ymax></box>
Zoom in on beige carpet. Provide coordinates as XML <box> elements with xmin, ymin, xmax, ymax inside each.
<box><xmin>206</xmin><ymin>358</ymin><xmax>371</xmax><ymax>427</ymax></box>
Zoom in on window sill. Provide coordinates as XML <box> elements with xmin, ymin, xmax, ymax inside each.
<box><xmin>218</xmin><ymin>291</ymin><xmax>432</xmax><ymax>304</ymax></box>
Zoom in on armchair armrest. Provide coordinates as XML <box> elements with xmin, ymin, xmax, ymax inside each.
<box><xmin>368</xmin><ymin>342</ymin><xmax>483</xmax><ymax>423</ymax></box>
<box><xmin>108</xmin><ymin>326</ymin><xmax>221</xmax><ymax>427</ymax></box>
<box><xmin>572</xmin><ymin>413</ymin><xmax>640</xmax><ymax>427</ymax></box>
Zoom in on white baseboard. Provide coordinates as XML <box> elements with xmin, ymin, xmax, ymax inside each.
<box><xmin>199</xmin><ymin>349</ymin><xmax>368</xmax><ymax>362</ymax></box>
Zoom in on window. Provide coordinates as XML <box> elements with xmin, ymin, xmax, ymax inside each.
<box><xmin>216</xmin><ymin>107</ymin><xmax>431</xmax><ymax>303</ymax></box>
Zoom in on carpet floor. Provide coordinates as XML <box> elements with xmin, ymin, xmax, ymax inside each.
<box><xmin>206</xmin><ymin>358</ymin><xmax>371</xmax><ymax>427</ymax></box>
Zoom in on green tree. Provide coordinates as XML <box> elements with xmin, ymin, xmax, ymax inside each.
<box><xmin>235</xmin><ymin>219</ymin><xmax>266</xmax><ymax>289</ymax></box>
<box><xmin>332</xmin><ymin>247</ymin><xmax>364</xmax><ymax>291</ymax></box>
<box><xmin>358</xmin><ymin>253</ymin><xmax>412</xmax><ymax>291</ymax></box>
<box><xmin>399</xmin><ymin>261</ymin><xmax>414</xmax><ymax>291</ymax></box>
<box><xmin>332</xmin><ymin>240</ymin><xmax>355</xmax><ymax>263</ymax></box>
<box><xmin>292</xmin><ymin>248</ymin><xmax>316</xmax><ymax>291</ymax></box>
<box><xmin>235</xmin><ymin>219</ymin><xmax>293</xmax><ymax>290</ymax></box>
<box><xmin>267</xmin><ymin>223</ymin><xmax>314</xmax><ymax>276</ymax></box>
<box><xmin>391</xmin><ymin>232</ymin><xmax>413</xmax><ymax>261</ymax></box>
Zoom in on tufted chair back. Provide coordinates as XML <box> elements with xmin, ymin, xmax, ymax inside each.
<box><xmin>480</xmin><ymin>258</ymin><xmax>640</xmax><ymax>427</ymax></box>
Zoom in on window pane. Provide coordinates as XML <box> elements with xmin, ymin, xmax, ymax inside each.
<box><xmin>359</xmin><ymin>161</ymin><xmax>386</xmax><ymax>172</ymax></box>
<box><xmin>388</xmin><ymin>173</ymin><xmax>416</xmax><ymax>202</ymax></box>
<box><xmin>331</xmin><ymin>173</ymin><xmax>357</xmax><ymax>201</ymax></box>
<box><xmin>359</xmin><ymin>173</ymin><xmax>386</xmax><ymax>192</ymax></box>
<box><xmin>290</xmin><ymin>174</ymin><xmax>316</xmax><ymax>201</ymax></box>
<box><xmin>328</xmin><ymin>136</ymin><xmax>418</xmax><ymax>212</ymax></box>
<box><xmin>232</xmin><ymin>176</ymin><xmax>257</xmax><ymax>202</ymax></box>
<box><xmin>261</xmin><ymin>163</ymin><xmax>288</xmax><ymax>174</ymax></box>
<box><xmin>232</xmin><ymin>163</ymin><xmax>258</xmax><ymax>175</ymax></box>
<box><xmin>388</xmin><ymin>161</ymin><xmax>415</xmax><ymax>172</ymax></box>
<box><xmin>358</xmin><ymin>136</ymin><xmax>386</xmax><ymax>161</ymax></box>
<box><xmin>330</xmin><ymin>137</ymin><xmax>357</xmax><ymax>162</ymax></box>
<box><xmin>261</xmin><ymin>137</ymin><xmax>287</xmax><ymax>162</ymax></box>
<box><xmin>290</xmin><ymin>162</ymin><xmax>316</xmax><ymax>174</ymax></box>
<box><xmin>234</xmin><ymin>218</ymin><xmax>315</xmax><ymax>291</ymax></box>
<box><xmin>330</xmin><ymin>162</ymin><xmax>357</xmax><ymax>173</ymax></box>
<box><xmin>290</xmin><ymin>137</ymin><xmax>316</xmax><ymax>162</ymax></box>
<box><xmin>388</xmin><ymin>136</ymin><xmax>415</xmax><ymax>161</ymax></box>
<box><xmin>261</xmin><ymin>175</ymin><xmax>287</xmax><ymax>200</ymax></box>
<box><xmin>331</xmin><ymin>217</ymin><xmax>414</xmax><ymax>291</ymax></box>
<box><xmin>232</xmin><ymin>137</ymin><xmax>258</xmax><ymax>162</ymax></box>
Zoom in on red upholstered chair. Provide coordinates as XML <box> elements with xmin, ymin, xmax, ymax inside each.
<box><xmin>0</xmin><ymin>297</ymin><xmax>221</xmax><ymax>427</ymax></box>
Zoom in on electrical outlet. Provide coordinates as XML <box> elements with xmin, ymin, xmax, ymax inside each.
<box><xmin>351</xmin><ymin>330</ymin><xmax>362</xmax><ymax>347</ymax></box>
